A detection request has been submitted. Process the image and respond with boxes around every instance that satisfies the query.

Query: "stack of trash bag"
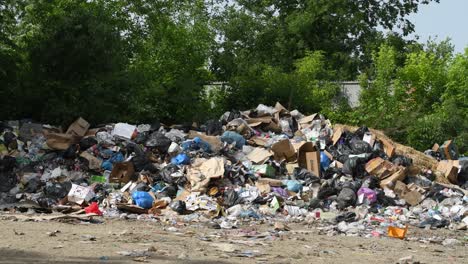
[0,103,466,238]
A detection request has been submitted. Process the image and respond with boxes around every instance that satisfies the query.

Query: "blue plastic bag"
[221,131,246,149]
[132,191,154,209]
[171,153,190,165]
[284,180,303,193]
[181,137,212,152]
[320,151,331,171]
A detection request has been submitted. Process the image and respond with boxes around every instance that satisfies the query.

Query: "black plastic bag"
[458,159,468,186]
[317,186,338,199]
[2,131,17,150]
[145,132,172,153]
[354,126,369,139]
[335,211,357,223]
[322,167,342,179]
[126,143,157,173]
[159,164,186,186]
[223,189,243,207]
[336,187,357,209]
[134,131,149,145]
[0,156,18,192]
[63,145,78,159]
[342,157,366,178]
[79,137,97,151]
[45,182,72,200]
[391,155,413,167]
[169,200,186,214]
[350,139,372,154]
[293,167,320,184]
[361,176,379,189]
[204,120,223,136]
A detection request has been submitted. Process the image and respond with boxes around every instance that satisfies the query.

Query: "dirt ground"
[0,215,466,264]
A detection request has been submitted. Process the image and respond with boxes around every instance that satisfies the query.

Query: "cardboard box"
[331,127,343,145]
[286,163,299,175]
[394,181,423,206]
[298,114,318,129]
[379,168,407,189]
[46,133,81,150]
[365,157,396,179]
[110,162,135,183]
[436,160,459,184]
[66,117,90,137]
[68,184,95,205]
[246,117,282,133]
[247,147,273,164]
[297,142,320,177]
[257,177,283,187]
[80,152,102,170]
[271,139,296,162]
[305,152,320,177]
[440,140,458,160]
[380,137,395,158]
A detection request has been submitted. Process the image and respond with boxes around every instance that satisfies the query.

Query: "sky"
[409,0,468,53]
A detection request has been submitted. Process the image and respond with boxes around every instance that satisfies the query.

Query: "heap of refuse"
[0,102,467,238]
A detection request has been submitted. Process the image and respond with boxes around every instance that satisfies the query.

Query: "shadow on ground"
[0,248,231,264]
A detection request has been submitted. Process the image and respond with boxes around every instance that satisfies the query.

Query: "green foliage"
[358,41,467,153]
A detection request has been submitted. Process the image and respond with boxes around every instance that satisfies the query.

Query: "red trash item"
[84,202,103,216]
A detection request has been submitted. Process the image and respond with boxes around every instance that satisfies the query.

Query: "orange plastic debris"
[387,225,408,239]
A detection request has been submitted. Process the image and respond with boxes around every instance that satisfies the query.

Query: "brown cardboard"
[286,163,299,175]
[246,116,282,133]
[432,143,440,152]
[199,157,225,179]
[379,168,407,189]
[187,158,225,193]
[271,139,296,162]
[66,117,90,137]
[247,147,273,164]
[296,142,320,176]
[109,162,135,183]
[46,133,81,150]
[249,136,268,147]
[331,127,343,145]
[256,181,271,194]
[365,157,396,179]
[436,160,458,184]
[80,152,102,170]
[394,181,422,206]
[257,177,283,187]
[380,137,396,158]
[305,152,321,177]
[440,140,458,160]
[188,131,223,152]
[298,114,318,129]
[323,150,334,161]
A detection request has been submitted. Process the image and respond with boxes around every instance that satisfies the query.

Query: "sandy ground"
[0,215,466,264]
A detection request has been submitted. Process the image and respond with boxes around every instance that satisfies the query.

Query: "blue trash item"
[284,180,303,193]
[221,131,246,149]
[239,210,260,219]
[181,137,212,152]
[101,160,113,171]
[132,191,154,209]
[320,151,331,171]
[171,153,190,165]
[101,152,124,170]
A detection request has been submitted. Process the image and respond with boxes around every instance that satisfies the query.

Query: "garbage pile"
[0,102,467,239]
